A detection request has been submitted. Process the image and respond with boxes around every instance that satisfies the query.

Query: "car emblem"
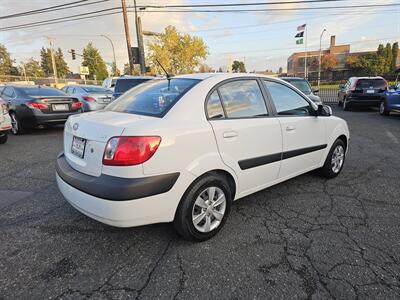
[73,123,79,131]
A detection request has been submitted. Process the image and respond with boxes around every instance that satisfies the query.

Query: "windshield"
[114,78,153,93]
[284,79,312,94]
[82,86,112,94]
[18,87,66,97]
[106,78,200,117]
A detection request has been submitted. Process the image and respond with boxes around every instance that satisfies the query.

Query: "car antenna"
[155,58,173,89]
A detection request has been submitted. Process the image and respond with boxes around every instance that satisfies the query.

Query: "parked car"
[338,77,387,111]
[380,69,400,116]
[0,85,83,135]
[112,76,154,99]
[56,73,349,241]
[102,76,119,91]
[0,97,12,144]
[280,77,322,104]
[62,85,113,112]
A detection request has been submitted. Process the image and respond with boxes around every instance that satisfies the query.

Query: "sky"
[1,0,400,74]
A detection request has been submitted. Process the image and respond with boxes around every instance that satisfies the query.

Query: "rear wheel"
[0,131,7,144]
[379,100,390,116]
[320,139,346,178]
[174,173,232,241]
[10,112,24,135]
[342,98,351,111]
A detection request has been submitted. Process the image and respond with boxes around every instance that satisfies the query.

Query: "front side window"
[264,81,312,116]
[218,80,268,118]
[106,78,200,117]
[82,86,112,94]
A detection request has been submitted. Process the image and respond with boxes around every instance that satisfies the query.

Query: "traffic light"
[71,49,76,60]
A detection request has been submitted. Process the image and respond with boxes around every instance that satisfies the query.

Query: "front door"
[263,80,326,179]
[206,79,282,196]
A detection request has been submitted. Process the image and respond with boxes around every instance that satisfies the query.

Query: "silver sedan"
[62,85,113,112]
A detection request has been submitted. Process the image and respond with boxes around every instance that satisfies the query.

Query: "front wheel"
[0,131,7,144]
[320,139,346,178]
[174,173,232,241]
[379,101,390,116]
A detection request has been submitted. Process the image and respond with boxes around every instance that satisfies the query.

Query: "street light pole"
[318,29,326,89]
[100,34,117,76]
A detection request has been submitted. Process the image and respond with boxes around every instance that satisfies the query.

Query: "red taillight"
[71,101,83,109]
[27,102,48,110]
[82,96,96,102]
[102,136,161,166]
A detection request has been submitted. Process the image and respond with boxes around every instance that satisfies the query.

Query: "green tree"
[22,58,44,78]
[232,60,246,73]
[392,42,399,71]
[40,47,70,78]
[0,43,14,76]
[147,26,208,75]
[82,42,108,80]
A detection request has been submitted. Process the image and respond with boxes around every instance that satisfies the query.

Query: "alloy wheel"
[331,145,345,173]
[192,186,226,233]
[10,114,18,134]
[379,102,385,115]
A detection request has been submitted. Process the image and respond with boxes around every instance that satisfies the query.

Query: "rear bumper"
[56,152,179,201]
[33,110,82,124]
[346,98,381,106]
[56,153,194,228]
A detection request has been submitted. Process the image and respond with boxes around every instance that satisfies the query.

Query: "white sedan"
[56,73,349,241]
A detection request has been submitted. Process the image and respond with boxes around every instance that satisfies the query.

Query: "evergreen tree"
[40,47,70,78]
[82,42,108,80]
[392,42,399,71]
[0,43,14,75]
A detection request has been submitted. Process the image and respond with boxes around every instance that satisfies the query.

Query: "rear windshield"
[18,87,66,97]
[356,79,386,89]
[283,79,312,94]
[106,78,200,117]
[114,78,152,93]
[82,86,112,94]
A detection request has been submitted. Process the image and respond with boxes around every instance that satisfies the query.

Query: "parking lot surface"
[1,107,400,299]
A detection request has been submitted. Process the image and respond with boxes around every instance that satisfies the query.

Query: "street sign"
[79,66,90,75]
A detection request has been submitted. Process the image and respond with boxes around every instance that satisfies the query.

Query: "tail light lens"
[103,136,161,166]
[82,96,96,102]
[71,101,83,109]
[27,102,48,110]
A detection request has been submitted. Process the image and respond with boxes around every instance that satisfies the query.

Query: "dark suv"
[112,76,154,99]
[338,77,387,111]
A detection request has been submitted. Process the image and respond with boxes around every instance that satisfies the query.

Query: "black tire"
[10,112,24,135]
[379,100,390,116]
[338,101,343,107]
[0,132,7,144]
[342,98,351,111]
[320,139,346,178]
[173,173,232,241]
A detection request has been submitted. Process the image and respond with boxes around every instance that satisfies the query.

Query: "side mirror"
[317,104,332,117]
[389,85,397,90]
[312,88,319,94]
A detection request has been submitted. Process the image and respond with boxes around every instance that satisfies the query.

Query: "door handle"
[223,131,238,138]
[286,126,296,132]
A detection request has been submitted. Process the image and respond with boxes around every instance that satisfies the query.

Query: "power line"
[136,3,400,13]
[0,0,104,20]
[139,0,348,9]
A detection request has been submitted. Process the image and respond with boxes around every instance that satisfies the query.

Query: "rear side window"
[356,79,386,89]
[18,87,66,97]
[106,79,200,117]
[114,79,152,93]
[206,91,224,119]
[82,86,112,93]
[218,80,268,118]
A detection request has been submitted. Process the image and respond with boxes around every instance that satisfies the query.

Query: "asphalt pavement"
[1,107,400,299]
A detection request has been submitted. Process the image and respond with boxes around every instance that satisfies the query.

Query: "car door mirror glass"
[312,88,319,94]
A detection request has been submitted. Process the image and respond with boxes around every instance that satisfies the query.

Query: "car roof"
[174,72,285,81]
[350,76,385,80]
[6,84,55,89]
[117,76,155,80]
[279,77,307,81]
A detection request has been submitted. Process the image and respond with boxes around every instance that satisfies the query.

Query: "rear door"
[263,80,326,179]
[207,78,282,195]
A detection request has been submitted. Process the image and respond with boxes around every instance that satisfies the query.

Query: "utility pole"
[134,0,146,75]
[304,24,308,79]
[318,29,327,89]
[121,0,134,75]
[46,36,58,85]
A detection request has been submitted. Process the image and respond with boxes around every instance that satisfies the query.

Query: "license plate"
[101,97,111,103]
[52,104,69,111]
[71,136,86,158]
[366,89,375,94]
